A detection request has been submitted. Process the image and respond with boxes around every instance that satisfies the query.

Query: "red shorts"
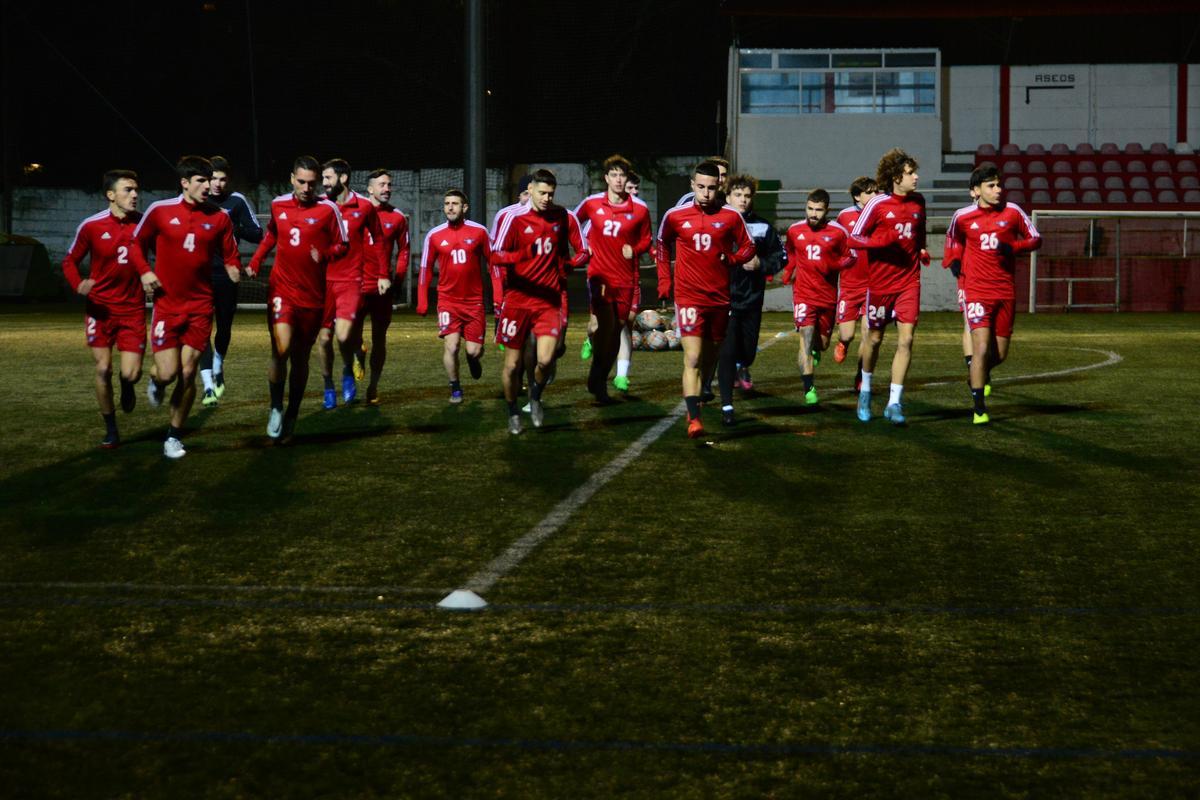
[964,295,1016,338]
[323,280,360,328]
[438,302,485,344]
[836,286,867,324]
[675,303,730,341]
[85,306,145,353]
[957,275,967,312]
[588,276,636,321]
[150,308,210,353]
[865,282,921,330]
[360,288,394,330]
[269,293,323,348]
[794,302,835,340]
[495,301,562,349]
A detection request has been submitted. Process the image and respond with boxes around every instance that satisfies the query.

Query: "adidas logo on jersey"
[682,221,693,229]
[101,232,112,240]
[440,240,449,246]
[885,212,896,219]
[523,226,534,234]
[279,212,288,220]
[169,217,181,225]
[597,208,606,215]
[970,222,980,229]
[798,234,806,241]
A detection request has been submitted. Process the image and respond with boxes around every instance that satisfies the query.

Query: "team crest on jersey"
[998,220,1008,227]
[912,213,919,219]
[713,222,724,228]
[384,223,393,229]
[202,223,213,230]
[352,212,360,218]
[306,218,317,225]
[552,224,560,232]
[822,236,830,242]
[465,238,474,244]
[625,213,633,220]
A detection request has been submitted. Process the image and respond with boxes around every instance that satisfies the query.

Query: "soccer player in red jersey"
[945,164,1042,424]
[674,156,729,208]
[357,169,410,404]
[418,190,493,403]
[492,168,588,434]
[944,184,981,388]
[782,189,854,407]
[248,155,348,442]
[832,176,878,391]
[62,169,146,448]
[318,158,383,409]
[574,154,652,401]
[850,148,929,425]
[131,156,242,458]
[656,161,756,438]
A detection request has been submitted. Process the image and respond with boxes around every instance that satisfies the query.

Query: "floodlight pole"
[465,0,486,225]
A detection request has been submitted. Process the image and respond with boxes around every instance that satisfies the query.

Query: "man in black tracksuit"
[199,156,263,406]
[716,174,784,425]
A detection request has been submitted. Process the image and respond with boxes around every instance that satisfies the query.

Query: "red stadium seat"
[1028,176,1050,191]
[1003,176,1024,190]
[1053,176,1074,190]
[1026,143,1047,155]
[1031,190,1052,204]
[1180,176,1200,190]
[1153,176,1175,190]
[976,144,997,156]
[1158,190,1180,203]
[1124,142,1145,155]
[1103,176,1125,190]
[1051,160,1073,174]
[1077,160,1098,174]
[1101,160,1122,173]
[1006,189,1027,204]
[1027,161,1048,174]
[1106,190,1128,203]
[1055,190,1077,204]
[1178,160,1198,173]
[1000,143,1021,155]
[1149,142,1171,155]
[1078,176,1100,191]
[1129,176,1150,190]
[1127,160,1148,173]
[1131,190,1153,203]
[1050,143,1071,155]
[1099,142,1120,154]
[1080,190,1103,203]
[1183,190,1200,202]
[1002,160,1023,174]
[1151,160,1173,174]
[1075,143,1096,155]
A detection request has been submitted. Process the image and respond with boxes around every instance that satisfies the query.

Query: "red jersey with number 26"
[850,192,927,294]
[417,220,491,313]
[946,202,1041,300]
[248,194,347,309]
[656,203,756,307]
[62,210,144,312]
[130,196,240,315]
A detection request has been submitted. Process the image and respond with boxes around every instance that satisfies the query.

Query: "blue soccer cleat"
[856,391,872,422]
[342,374,357,404]
[323,388,337,410]
[884,403,906,425]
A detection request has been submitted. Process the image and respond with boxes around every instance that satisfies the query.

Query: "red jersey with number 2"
[62,210,144,312]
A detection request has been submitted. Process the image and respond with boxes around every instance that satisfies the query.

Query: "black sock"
[166,425,182,441]
[507,400,519,416]
[450,380,462,392]
[965,355,973,369]
[685,395,701,419]
[286,378,306,418]
[269,380,285,410]
[103,412,117,435]
[802,374,814,392]
[323,375,334,390]
[119,377,134,392]
[530,380,545,402]
[985,369,992,385]
[342,364,354,378]
[971,388,986,414]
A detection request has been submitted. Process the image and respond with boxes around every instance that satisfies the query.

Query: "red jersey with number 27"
[130,196,240,316]
[248,194,347,309]
[62,210,144,312]
[573,193,652,288]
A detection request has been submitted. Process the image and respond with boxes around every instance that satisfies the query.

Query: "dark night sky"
[4,1,1197,188]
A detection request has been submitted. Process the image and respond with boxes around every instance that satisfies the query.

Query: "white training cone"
[438,589,488,610]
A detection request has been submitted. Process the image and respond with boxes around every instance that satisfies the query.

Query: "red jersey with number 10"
[62,209,144,312]
[656,203,756,307]
[417,220,491,313]
[850,191,927,294]
[249,194,347,309]
[130,196,240,315]
[573,193,652,288]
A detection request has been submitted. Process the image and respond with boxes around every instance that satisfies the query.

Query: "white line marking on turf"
[460,331,795,597]
[923,346,1122,389]
[0,581,448,597]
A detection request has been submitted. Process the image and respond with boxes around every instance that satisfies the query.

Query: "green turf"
[1,306,1198,797]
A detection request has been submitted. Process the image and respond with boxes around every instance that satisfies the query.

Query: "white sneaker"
[267,408,284,439]
[507,414,522,435]
[530,400,544,428]
[163,437,186,459]
[146,380,163,409]
[521,402,532,414]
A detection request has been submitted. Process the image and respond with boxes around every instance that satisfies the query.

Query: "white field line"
[461,330,796,596]
[0,581,448,597]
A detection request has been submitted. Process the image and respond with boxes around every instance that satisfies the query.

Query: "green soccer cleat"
[804,387,819,405]
[973,412,990,425]
[212,373,226,399]
[580,338,593,360]
[612,375,630,393]
[201,388,219,408]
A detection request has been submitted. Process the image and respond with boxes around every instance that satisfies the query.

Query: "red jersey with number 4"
[835,205,869,293]
[850,192,927,294]
[130,196,240,316]
[493,206,588,308]
[418,220,491,313]
[574,193,652,288]
[249,194,347,309]
[326,191,384,289]
[784,220,853,307]
[373,204,410,279]
[62,210,144,312]
[946,202,1042,300]
[656,203,756,307]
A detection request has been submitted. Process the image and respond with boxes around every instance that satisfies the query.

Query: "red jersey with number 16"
[850,191,927,294]
[417,220,491,314]
[62,210,144,312]
[493,206,588,308]
[249,194,347,309]
[130,196,240,316]
[656,203,756,307]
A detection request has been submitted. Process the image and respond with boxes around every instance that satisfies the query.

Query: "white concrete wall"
[948,65,1000,151]
[1188,64,1200,147]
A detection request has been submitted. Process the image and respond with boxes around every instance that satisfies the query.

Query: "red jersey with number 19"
[850,192,927,294]
[62,210,144,312]
[573,193,652,288]
[248,194,347,309]
[655,203,755,307]
[417,220,491,314]
[130,196,240,315]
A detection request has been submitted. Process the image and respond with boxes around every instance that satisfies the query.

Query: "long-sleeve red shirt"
[493,205,588,309]
[946,201,1042,300]
[248,194,347,309]
[573,192,652,289]
[783,220,854,307]
[850,191,927,294]
[655,203,755,307]
[326,191,384,289]
[62,209,144,312]
[373,204,411,281]
[417,219,492,314]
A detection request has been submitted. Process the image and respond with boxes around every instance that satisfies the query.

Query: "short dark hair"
[176,155,212,181]
[849,175,877,200]
[807,188,831,207]
[876,148,918,190]
[530,168,557,188]
[726,174,757,195]
[602,154,632,174]
[323,158,350,178]
[969,162,1001,189]
[516,174,534,195]
[209,155,230,174]
[626,171,641,185]
[102,169,138,195]
[445,189,468,203]
[694,161,721,180]
[293,155,320,174]
[367,168,390,183]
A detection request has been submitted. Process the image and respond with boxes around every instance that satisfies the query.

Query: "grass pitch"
[1,306,1197,798]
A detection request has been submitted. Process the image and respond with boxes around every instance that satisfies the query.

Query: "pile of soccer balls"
[631,308,681,351]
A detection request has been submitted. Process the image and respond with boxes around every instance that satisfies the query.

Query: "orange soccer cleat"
[833,341,847,363]
[687,417,705,439]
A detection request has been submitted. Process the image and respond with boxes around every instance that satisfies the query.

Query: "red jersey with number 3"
[326,191,385,289]
[946,202,1041,300]
[62,210,144,312]
[784,220,852,307]
[850,192,927,294]
[130,196,240,315]
[835,205,869,293]
[418,220,491,313]
[249,194,347,309]
[493,206,588,308]
[573,193,652,288]
[656,203,756,307]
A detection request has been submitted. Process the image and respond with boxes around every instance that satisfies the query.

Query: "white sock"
[616,359,630,378]
[860,371,872,394]
[889,383,904,406]
[212,351,224,376]
[200,369,215,392]
[722,404,734,412]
